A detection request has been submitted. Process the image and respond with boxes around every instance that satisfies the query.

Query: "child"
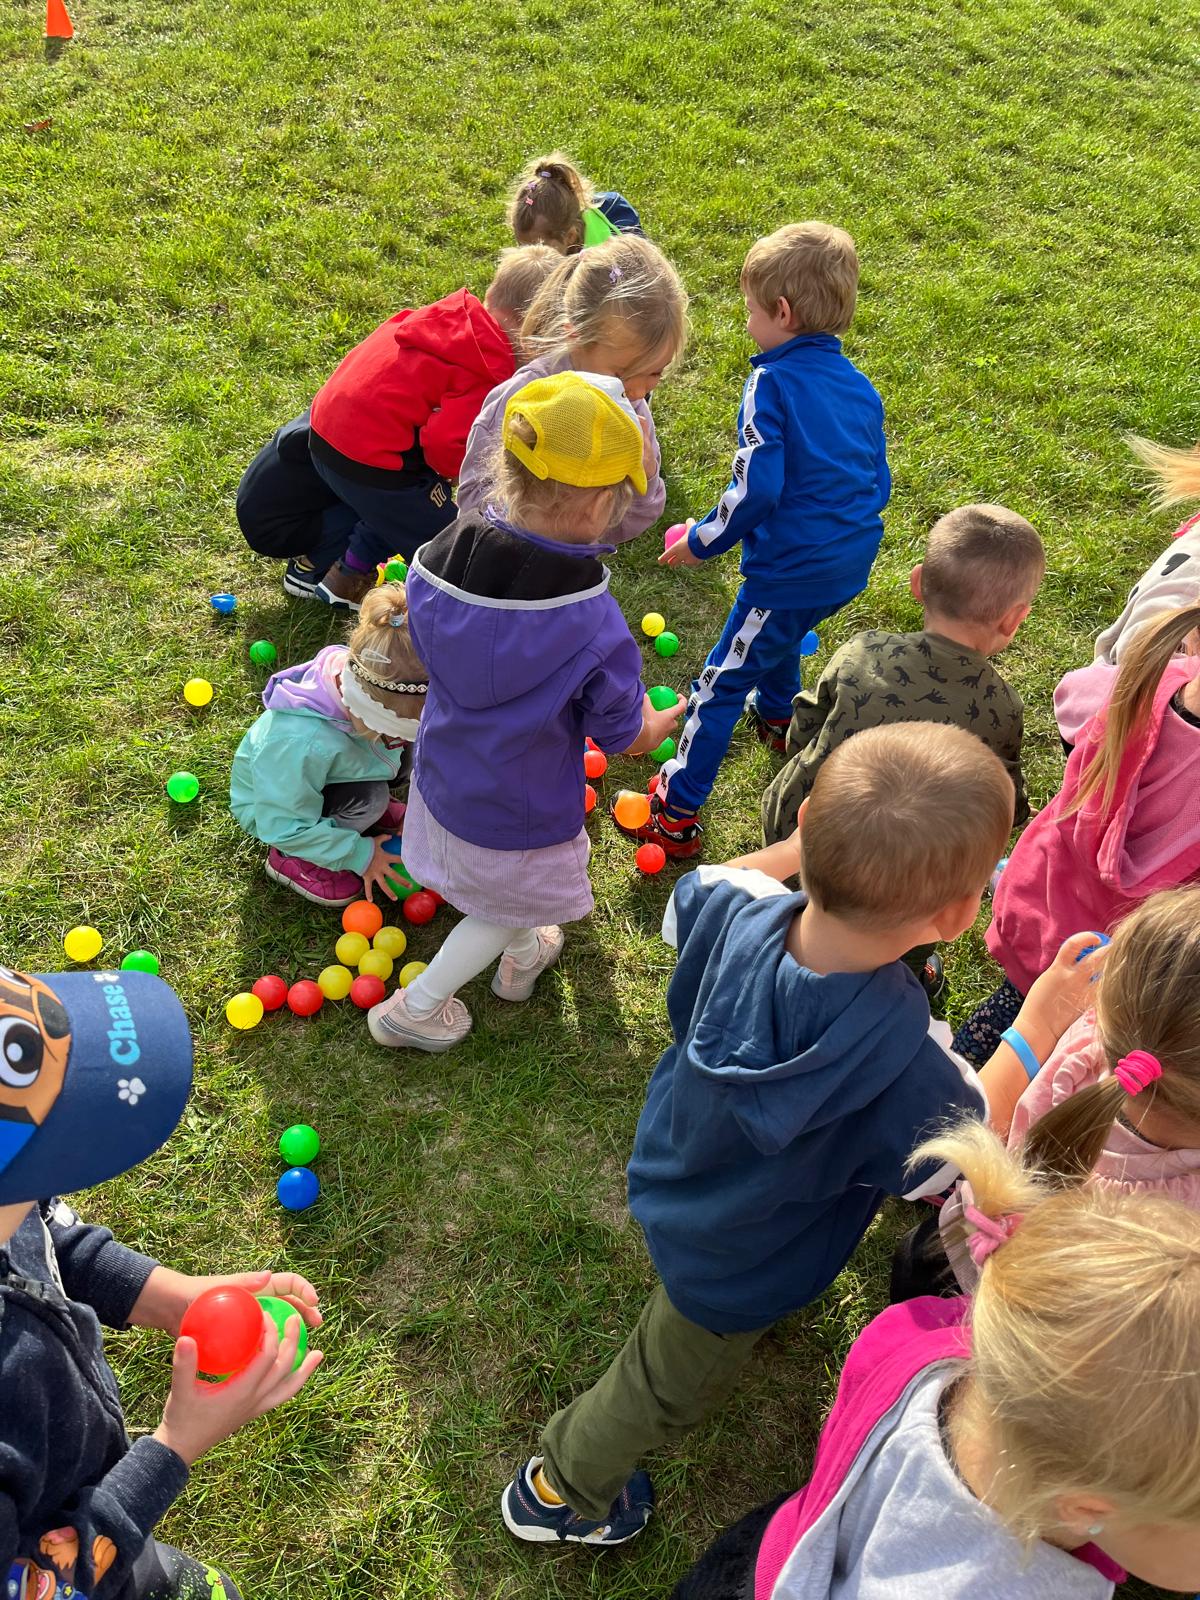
[955,601,1200,1065]
[236,245,559,610]
[761,502,1044,846]
[500,723,1104,1546]
[507,152,644,253]
[626,222,891,860]
[0,965,322,1599]
[230,584,425,908]
[366,372,685,1053]
[671,1119,1200,1599]
[456,232,687,544]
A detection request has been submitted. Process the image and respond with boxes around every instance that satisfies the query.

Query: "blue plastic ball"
[277,1167,320,1212]
[800,630,820,657]
[210,592,237,614]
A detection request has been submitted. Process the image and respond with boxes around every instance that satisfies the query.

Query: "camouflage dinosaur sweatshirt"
[761,629,1027,846]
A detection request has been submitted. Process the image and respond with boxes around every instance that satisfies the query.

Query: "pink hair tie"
[1114,1049,1163,1094]
[963,1204,1024,1267]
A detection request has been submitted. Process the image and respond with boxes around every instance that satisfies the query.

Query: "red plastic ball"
[180,1285,263,1378]
[350,974,387,1009]
[584,782,597,814]
[252,974,288,1011]
[636,842,667,875]
[287,980,324,1017]
[425,891,445,908]
[585,736,600,752]
[402,890,438,925]
[647,772,662,797]
[583,748,608,779]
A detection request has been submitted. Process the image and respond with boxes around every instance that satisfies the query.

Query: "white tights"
[404,917,540,1015]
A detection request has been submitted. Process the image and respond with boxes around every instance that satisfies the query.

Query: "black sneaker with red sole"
[611,793,705,860]
[743,697,790,754]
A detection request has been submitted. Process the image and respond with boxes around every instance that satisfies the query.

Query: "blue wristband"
[1000,1027,1043,1082]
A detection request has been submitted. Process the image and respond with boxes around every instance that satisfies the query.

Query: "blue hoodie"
[687,334,890,608]
[627,868,985,1333]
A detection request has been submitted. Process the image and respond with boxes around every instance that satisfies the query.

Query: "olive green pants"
[539,1284,769,1519]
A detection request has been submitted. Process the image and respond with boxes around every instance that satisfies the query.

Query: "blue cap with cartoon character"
[0,967,193,1205]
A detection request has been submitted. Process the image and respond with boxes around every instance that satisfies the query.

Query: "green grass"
[1,0,1196,1591]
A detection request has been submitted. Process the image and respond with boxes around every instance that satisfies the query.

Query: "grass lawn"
[1,0,1197,1591]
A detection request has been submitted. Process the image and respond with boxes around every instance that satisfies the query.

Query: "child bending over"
[507,152,643,254]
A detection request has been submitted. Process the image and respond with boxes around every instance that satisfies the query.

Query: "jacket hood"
[261,645,350,725]
[393,288,513,386]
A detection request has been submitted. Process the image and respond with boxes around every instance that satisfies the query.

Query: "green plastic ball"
[648,685,678,711]
[654,631,680,658]
[650,736,676,763]
[384,559,408,582]
[166,771,200,803]
[249,640,278,667]
[257,1294,308,1371]
[121,950,159,975]
[279,1123,320,1165]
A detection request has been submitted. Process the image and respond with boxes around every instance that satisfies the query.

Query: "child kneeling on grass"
[501,723,1106,1546]
[230,584,425,909]
[0,965,322,1600]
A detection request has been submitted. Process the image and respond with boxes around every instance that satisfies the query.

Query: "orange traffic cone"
[45,0,74,38]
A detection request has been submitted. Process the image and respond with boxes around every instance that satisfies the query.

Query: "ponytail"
[507,153,593,251]
[1128,434,1200,509]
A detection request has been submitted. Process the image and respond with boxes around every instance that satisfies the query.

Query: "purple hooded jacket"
[406,512,646,850]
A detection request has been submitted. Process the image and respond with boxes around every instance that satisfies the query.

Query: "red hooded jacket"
[309,289,514,485]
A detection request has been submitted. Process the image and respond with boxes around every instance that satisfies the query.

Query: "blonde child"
[367,373,684,1052]
[956,602,1200,1063]
[456,232,688,544]
[673,1119,1200,1598]
[230,585,426,908]
[507,152,644,254]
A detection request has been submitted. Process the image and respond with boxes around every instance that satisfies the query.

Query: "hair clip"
[1114,1050,1163,1094]
[609,264,623,283]
[389,614,405,627]
[536,168,552,180]
[963,1204,1024,1267]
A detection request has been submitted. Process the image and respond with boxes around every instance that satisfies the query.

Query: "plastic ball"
[384,558,408,582]
[425,891,445,908]
[317,964,354,1000]
[166,770,200,804]
[277,1167,320,1211]
[180,1285,263,1378]
[249,640,277,667]
[342,900,383,938]
[63,925,103,963]
[373,926,408,960]
[226,991,265,1030]
[252,974,289,1011]
[800,630,821,657]
[636,842,667,875]
[210,592,237,614]
[584,782,597,814]
[286,980,324,1018]
[350,973,386,1008]
[257,1293,308,1370]
[583,748,608,779]
[384,854,422,900]
[613,790,652,830]
[402,891,438,926]
[358,949,394,981]
[648,684,678,711]
[585,737,600,752]
[121,949,159,975]
[183,678,213,707]
[398,960,427,987]
[654,631,680,658]
[650,736,676,763]
[988,857,1009,897]
[335,931,370,967]
[663,522,687,550]
[641,611,665,638]
[278,1123,320,1165]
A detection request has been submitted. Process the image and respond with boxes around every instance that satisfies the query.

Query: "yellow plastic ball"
[225,992,265,1030]
[317,964,354,1000]
[398,960,427,987]
[183,678,214,707]
[63,925,103,963]
[373,926,408,960]
[641,611,666,638]
[358,949,394,982]
[335,931,370,967]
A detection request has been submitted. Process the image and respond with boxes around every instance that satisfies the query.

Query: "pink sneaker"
[492,927,565,1002]
[371,799,407,836]
[265,848,362,907]
[367,988,472,1052]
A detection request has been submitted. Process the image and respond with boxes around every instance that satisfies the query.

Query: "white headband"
[341,668,422,741]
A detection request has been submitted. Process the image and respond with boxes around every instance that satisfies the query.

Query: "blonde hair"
[1128,435,1200,509]
[507,153,593,252]
[741,222,859,336]
[801,723,1014,929]
[492,411,634,535]
[921,504,1046,624]
[1066,602,1200,817]
[913,1117,1200,1543]
[521,233,688,369]
[486,245,562,330]
[343,583,427,738]
[1016,886,1200,1182]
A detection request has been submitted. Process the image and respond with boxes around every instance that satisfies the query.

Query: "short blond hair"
[523,232,689,368]
[921,503,1046,624]
[801,723,1013,928]
[741,222,859,336]
[486,245,562,324]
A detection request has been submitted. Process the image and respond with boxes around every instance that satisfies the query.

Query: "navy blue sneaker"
[500,1457,654,1545]
[283,557,325,601]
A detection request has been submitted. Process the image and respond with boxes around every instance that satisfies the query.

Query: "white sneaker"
[491,927,565,1002]
[367,989,472,1052]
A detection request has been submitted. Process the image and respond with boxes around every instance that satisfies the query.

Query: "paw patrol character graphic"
[0,969,71,1175]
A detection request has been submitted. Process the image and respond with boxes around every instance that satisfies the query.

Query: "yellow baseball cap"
[502,371,648,494]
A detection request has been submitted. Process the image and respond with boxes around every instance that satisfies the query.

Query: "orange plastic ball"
[636,842,667,875]
[342,900,383,938]
[584,782,597,814]
[612,790,651,830]
[583,748,608,779]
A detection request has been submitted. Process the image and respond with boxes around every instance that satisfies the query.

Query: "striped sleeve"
[688,366,785,560]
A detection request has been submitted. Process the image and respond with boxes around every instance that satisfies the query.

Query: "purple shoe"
[265,848,361,907]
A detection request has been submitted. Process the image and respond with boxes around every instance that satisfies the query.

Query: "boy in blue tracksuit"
[617,222,891,859]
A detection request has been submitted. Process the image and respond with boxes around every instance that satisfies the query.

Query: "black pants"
[670,1494,789,1600]
[322,779,393,832]
[889,1209,959,1304]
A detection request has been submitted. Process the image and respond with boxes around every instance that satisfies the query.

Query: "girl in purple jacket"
[367,373,684,1053]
